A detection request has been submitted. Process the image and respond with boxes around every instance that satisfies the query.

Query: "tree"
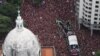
[32,0,43,6]
[0,14,12,33]
[0,0,21,41]
[0,0,21,33]
[6,0,21,6]
[96,50,100,56]
[0,3,18,20]
[0,0,21,19]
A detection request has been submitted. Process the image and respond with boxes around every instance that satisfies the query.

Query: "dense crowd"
[75,27,100,56]
[21,0,100,56]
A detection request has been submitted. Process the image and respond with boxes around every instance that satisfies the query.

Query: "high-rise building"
[0,0,6,5]
[76,0,100,35]
[0,0,2,3]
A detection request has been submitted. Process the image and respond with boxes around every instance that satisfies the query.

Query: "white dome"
[2,10,41,56]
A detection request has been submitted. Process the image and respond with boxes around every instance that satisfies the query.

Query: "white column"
[90,24,93,36]
[78,18,81,30]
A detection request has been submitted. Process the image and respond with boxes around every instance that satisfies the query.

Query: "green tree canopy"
[32,0,43,6]
[0,0,21,40]
[0,14,12,33]
[6,0,21,6]
[0,0,21,33]
[0,3,17,19]
[96,50,100,56]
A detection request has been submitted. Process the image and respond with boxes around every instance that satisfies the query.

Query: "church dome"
[2,10,41,56]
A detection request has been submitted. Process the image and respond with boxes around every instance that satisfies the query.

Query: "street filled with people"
[21,0,100,56]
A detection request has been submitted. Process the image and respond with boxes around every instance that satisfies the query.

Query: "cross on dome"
[18,10,20,16]
[15,10,24,31]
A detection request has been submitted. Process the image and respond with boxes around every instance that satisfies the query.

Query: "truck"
[68,35,80,56]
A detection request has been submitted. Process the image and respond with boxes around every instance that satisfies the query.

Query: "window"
[85,14,87,17]
[85,18,87,20]
[86,2,88,5]
[89,7,92,10]
[89,3,92,6]
[96,1,99,4]
[85,10,88,13]
[83,0,85,2]
[82,16,84,19]
[83,4,85,7]
[88,15,91,18]
[94,21,97,24]
[94,18,98,20]
[83,8,85,11]
[89,0,92,1]
[95,10,98,12]
[86,6,88,9]
[95,14,98,16]
[95,5,99,8]
[88,11,91,14]
[88,19,90,22]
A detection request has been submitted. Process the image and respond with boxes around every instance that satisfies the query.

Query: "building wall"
[76,0,100,30]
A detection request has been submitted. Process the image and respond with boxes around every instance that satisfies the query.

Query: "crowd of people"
[75,26,100,56]
[21,0,100,56]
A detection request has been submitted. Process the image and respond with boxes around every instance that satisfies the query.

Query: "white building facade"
[75,0,100,35]
[0,0,6,4]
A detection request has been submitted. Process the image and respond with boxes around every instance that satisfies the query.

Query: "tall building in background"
[0,0,3,3]
[76,0,100,36]
[0,0,6,5]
